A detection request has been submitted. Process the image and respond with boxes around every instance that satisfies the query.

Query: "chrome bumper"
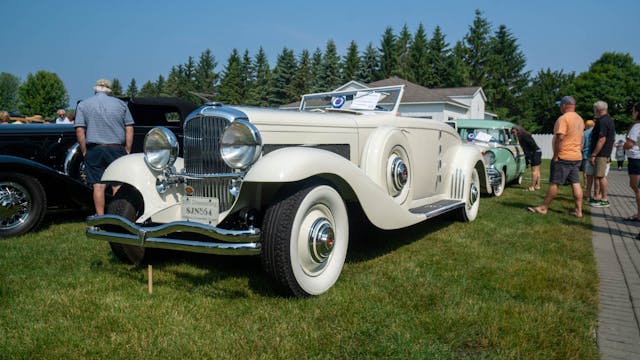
[487,167,502,186]
[86,214,261,256]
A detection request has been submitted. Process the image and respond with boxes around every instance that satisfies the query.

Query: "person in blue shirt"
[74,79,134,215]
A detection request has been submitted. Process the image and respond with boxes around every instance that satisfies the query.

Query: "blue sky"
[2,0,639,106]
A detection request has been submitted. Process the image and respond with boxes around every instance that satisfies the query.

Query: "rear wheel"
[107,189,146,264]
[0,172,46,238]
[261,182,349,297]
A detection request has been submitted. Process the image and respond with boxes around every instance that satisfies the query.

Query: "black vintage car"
[0,97,198,238]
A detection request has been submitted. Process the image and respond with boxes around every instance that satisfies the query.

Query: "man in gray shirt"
[74,79,134,215]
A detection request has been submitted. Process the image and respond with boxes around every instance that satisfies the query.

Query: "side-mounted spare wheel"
[0,172,47,238]
[106,187,147,264]
[261,181,349,297]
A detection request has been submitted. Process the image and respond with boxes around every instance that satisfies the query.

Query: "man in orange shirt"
[528,95,585,217]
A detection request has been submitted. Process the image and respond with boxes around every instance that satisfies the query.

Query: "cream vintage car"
[86,85,487,297]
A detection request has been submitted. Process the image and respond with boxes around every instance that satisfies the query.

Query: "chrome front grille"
[184,115,234,211]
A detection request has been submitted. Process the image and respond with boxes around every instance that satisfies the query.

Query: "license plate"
[182,196,219,225]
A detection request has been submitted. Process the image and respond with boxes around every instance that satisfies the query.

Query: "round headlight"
[220,120,262,169]
[144,127,179,171]
[483,150,496,165]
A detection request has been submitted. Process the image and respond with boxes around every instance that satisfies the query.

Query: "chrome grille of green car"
[183,115,234,211]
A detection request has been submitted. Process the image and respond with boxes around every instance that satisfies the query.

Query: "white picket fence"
[532,134,626,160]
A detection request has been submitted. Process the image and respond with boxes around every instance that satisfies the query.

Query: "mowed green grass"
[0,162,598,359]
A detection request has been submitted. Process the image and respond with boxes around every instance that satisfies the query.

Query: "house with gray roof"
[283,77,496,121]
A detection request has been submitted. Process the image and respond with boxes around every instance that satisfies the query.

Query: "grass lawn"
[0,161,598,359]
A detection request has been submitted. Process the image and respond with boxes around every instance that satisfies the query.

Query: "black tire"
[0,172,47,238]
[492,168,506,197]
[457,168,480,222]
[107,189,146,264]
[261,182,349,297]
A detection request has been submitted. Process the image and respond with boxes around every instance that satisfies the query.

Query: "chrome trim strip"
[86,214,261,256]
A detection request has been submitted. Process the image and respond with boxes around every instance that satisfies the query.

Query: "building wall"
[399,103,469,122]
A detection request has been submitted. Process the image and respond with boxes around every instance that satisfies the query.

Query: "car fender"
[0,154,92,207]
[446,144,488,199]
[244,147,428,229]
[101,154,185,221]
[360,126,413,205]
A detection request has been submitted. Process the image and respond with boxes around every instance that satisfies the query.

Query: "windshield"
[458,127,516,145]
[300,86,403,113]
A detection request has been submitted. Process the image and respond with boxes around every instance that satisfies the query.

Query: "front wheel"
[457,168,480,222]
[0,172,47,238]
[261,182,349,297]
[106,189,146,264]
[492,168,506,197]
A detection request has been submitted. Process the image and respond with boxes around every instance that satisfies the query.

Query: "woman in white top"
[623,103,640,221]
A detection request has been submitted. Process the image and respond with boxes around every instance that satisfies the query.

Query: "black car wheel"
[0,172,47,238]
[107,188,146,264]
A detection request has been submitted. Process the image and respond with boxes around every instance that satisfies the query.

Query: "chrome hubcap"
[0,182,31,230]
[308,218,335,263]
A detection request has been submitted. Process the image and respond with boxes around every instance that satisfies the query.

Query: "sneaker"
[591,200,610,208]
[588,198,600,206]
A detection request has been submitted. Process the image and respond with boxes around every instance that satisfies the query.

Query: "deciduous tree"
[17,70,68,118]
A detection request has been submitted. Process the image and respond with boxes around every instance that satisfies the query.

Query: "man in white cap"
[74,79,134,215]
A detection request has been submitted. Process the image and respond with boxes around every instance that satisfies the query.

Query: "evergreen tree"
[241,49,253,101]
[0,72,21,111]
[194,49,218,96]
[246,47,272,106]
[290,49,313,100]
[125,78,138,98]
[485,24,530,119]
[463,9,492,86]
[409,23,430,86]
[310,48,324,92]
[341,41,360,83]
[165,65,189,99]
[110,78,123,97]
[268,47,297,106]
[427,26,450,88]
[358,42,379,83]
[392,24,413,81]
[155,75,166,96]
[138,80,157,97]
[217,49,244,104]
[446,41,471,87]
[378,26,397,79]
[17,70,68,117]
[318,40,341,91]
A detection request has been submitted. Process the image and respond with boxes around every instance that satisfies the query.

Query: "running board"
[409,200,465,218]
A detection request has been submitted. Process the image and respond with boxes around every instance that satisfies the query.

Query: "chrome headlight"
[144,127,179,171]
[483,150,496,165]
[220,119,262,169]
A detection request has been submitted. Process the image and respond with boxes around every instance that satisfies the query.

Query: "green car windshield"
[458,127,516,145]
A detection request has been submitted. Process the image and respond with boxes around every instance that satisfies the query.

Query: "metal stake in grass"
[148,265,153,295]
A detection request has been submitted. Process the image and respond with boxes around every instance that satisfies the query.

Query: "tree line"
[1,9,639,133]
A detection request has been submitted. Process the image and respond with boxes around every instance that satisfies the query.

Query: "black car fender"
[0,155,93,209]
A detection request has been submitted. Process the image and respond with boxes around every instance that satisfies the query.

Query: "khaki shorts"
[594,156,611,178]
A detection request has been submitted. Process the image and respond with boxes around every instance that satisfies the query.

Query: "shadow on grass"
[499,197,593,231]
[93,207,458,298]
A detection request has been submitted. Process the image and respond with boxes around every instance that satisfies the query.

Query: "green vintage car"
[449,119,526,197]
